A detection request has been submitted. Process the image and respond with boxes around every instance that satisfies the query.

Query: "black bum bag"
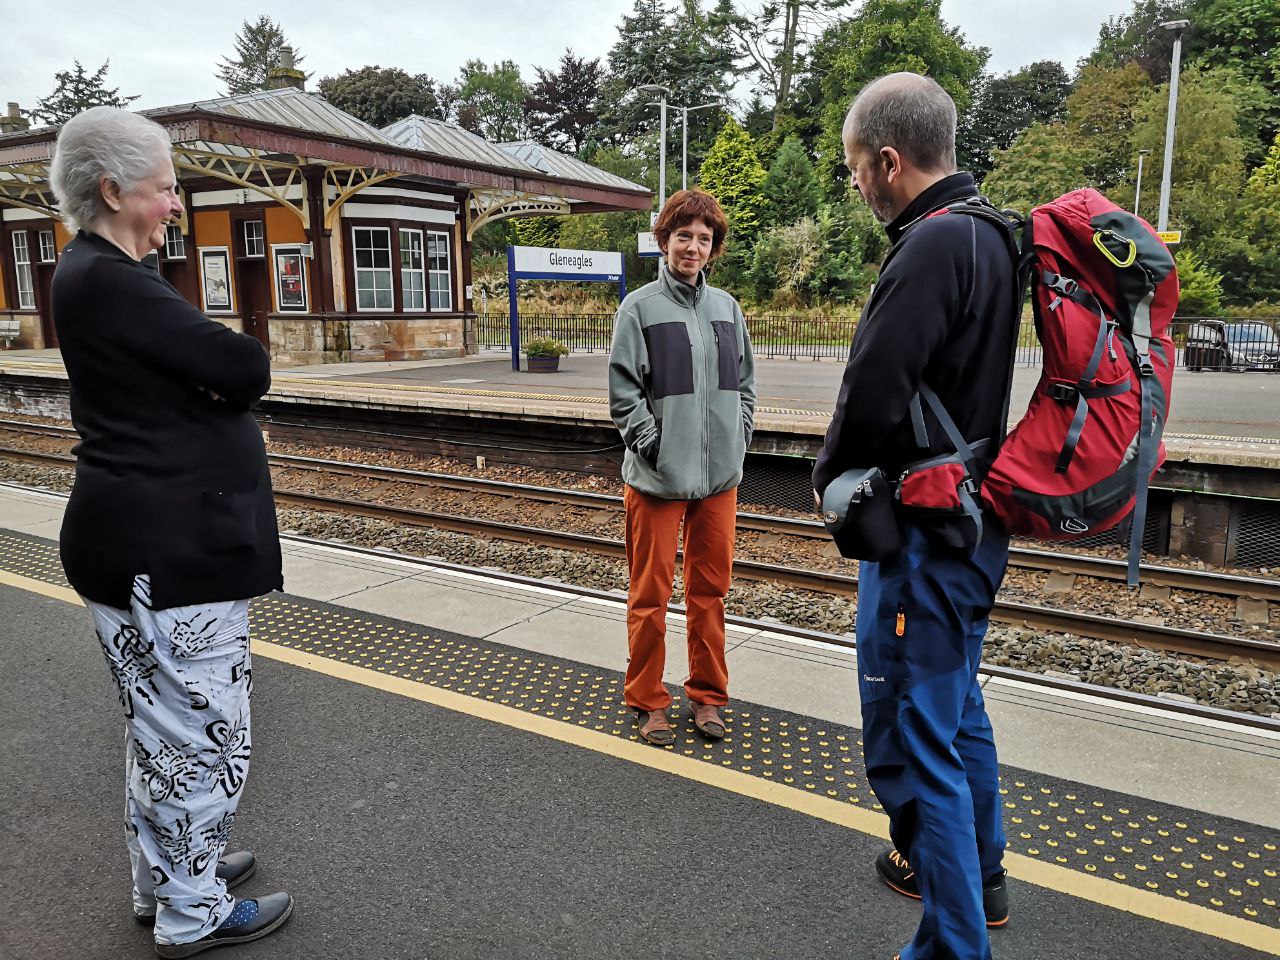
[820,466,902,561]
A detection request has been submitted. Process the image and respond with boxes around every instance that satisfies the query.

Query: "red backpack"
[980,189,1179,584]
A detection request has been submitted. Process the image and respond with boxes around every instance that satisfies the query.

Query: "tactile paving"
[1,526,1276,929]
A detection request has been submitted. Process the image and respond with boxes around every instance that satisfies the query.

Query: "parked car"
[1223,322,1280,371]
[1182,320,1230,371]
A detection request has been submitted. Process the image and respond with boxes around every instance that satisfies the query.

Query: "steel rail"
[4,418,1279,603]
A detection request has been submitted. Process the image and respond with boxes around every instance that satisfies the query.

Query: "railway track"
[7,417,1276,603]
[3,435,1278,672]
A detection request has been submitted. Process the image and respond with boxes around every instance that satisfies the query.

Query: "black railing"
[477,313,1280,371]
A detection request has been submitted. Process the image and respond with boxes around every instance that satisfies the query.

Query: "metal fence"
[477,313,1280,370]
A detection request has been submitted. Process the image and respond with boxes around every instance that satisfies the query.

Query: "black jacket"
[54,231,283,610]
[813,174,1019,494]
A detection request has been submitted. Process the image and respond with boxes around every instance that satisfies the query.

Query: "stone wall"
[266,314,467,365]
[0,312,45,350]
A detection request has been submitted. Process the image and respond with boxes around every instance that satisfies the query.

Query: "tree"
[1063,64,1154,194]
[216,16,306,96]
[1173,248,1225,315]
[597,0,735,173]
[761,136,820,225]
[1085,0,1190,82]
[1129,68,1245,237]
[1187,0,1280,163]
[982,123,1091,212]
[456,60,528,142]
[1208,135,1280,305]
[958,61,1071,182]
[318,67,446,129]
[525,51,605,153]
[810,0,989,195]
[29,60,137,125]
[721,0,850,130]
[699,117,768,239]
[747,216,823,303]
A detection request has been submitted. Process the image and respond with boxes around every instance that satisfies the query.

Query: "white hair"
[50,106,172,232]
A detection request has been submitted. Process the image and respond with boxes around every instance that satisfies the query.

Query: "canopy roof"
[0,88,651,236]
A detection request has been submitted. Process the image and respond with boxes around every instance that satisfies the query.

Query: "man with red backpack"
[813,73,1019,960]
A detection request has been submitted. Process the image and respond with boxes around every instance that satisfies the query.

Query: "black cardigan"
[54,231,283,610]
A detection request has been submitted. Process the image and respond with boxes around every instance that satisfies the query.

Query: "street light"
[678,98,726,191]
[1134,148,1151,217]
[1156,19,1190,232]
[638,83,671,211]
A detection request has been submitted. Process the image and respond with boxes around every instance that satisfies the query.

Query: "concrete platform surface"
[2,482,1278,959]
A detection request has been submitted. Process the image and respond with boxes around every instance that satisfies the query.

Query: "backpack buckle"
[1047,383,1078,402]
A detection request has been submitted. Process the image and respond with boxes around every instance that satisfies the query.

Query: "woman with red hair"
[608,188,756,746]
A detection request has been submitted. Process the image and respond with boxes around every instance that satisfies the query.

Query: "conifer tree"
[761,136,820,226]
[30,61,137,125]
[698,118,768,241]
[216,16,307,96]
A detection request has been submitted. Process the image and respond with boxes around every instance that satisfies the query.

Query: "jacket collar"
[658,261,706,307]
[885,172,978,245]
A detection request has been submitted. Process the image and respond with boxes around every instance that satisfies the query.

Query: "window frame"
[399,228,426,312]
[11,231,35,310]
[164,224,187,260]
[242,219,265,259]
[351,226,395,313]
[37,230,56,264]
[425,229,452,312]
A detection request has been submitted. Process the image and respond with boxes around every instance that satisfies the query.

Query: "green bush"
[522,335,570,358]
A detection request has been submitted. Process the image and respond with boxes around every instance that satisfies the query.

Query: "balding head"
[843,73,957,175]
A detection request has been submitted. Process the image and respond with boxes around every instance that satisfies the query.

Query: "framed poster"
[273,246,308,312]
[199,247,234,312]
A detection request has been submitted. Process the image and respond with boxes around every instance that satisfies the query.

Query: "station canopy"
[0,87,651,238]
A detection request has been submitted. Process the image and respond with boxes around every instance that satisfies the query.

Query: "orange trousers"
[623,484,737,712]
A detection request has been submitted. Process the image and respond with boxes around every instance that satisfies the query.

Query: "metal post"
[1134,150,1148,217]
[1157,22,1188,232]
[658,95,668,209]
[682,107,689,192]
[506,245,520,372]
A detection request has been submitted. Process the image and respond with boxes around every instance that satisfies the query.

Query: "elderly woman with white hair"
[51,106,291,957]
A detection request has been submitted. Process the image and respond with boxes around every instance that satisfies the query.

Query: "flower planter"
[526,356,561,373]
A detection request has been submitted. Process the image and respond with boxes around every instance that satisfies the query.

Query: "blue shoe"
[154,893,293,958]
[134,852,257,925]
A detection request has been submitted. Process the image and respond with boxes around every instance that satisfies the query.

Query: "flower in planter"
[523,336,570,358]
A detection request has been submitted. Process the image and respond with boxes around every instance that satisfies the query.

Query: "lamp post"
[1156,19,1190,232]
[638,83,671,211]
[1134,148,1151,217]
[678,98,726,191]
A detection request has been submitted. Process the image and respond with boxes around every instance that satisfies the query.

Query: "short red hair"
[654,189,729,261]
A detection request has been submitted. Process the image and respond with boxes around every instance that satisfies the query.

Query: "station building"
[0,67,650,364]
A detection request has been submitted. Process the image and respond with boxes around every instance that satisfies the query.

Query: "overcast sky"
[2,0,1130,116]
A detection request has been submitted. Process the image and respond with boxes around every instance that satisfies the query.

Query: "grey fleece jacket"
[609,264,756,501]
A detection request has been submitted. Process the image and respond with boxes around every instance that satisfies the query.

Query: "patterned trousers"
[83,575,253,946]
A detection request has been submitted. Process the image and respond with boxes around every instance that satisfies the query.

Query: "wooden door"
[236,258,271,351]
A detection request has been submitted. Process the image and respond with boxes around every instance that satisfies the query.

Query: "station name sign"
[512,245,623,280]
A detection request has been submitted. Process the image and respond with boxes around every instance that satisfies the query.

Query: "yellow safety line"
[1,566,1277,953]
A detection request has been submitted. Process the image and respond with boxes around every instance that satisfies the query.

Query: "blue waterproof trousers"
[857,525,1010,960]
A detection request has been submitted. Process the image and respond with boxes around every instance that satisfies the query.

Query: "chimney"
[267,46,306,91]
[0,102,30,134]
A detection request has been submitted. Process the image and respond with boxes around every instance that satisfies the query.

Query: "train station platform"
[3,482,1279,959]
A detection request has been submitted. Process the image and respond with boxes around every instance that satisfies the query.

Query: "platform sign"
[506,245,627,371]
[637,231,661,257]
[1157,230,1183,245]
[511,245,622,281]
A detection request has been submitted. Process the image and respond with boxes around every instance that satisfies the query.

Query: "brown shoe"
[637,709,675,746]
[690,702,726,739]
